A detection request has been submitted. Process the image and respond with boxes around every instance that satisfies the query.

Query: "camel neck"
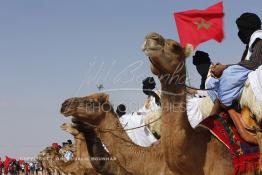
[82,129,118,174]
[160,73,194,159]
[97,110,162,174]
[74,133,88,159]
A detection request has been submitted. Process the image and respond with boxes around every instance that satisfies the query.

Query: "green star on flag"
[194,18,212,30]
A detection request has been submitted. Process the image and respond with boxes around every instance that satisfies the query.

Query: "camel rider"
[186,51,216,128]
[116,78,158,146]
[207,12,262,144]
[116,104,126,118]
[208,12,262,111]
[142,77,161,106]
[193,51,212,90]
[67,139,72,145]
[64,150,73,161]
[186,50,213,96]
[59,143,67,158]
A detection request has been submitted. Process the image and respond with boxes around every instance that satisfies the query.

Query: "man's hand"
[186,87,197,95]
[211,63,228,78]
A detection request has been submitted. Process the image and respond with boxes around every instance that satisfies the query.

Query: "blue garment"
[207,65,252,106]
[207,77,219,102]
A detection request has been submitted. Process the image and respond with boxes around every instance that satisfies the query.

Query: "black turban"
[116,104,126,118]
[236,13,261,44]
[142,77,161,106]
[193,50,211,89]
[236,12,261,31]
[142,77,156,91]
[192,51,211,65]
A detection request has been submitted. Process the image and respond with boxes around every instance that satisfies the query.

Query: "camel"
[38,146,63,175]
[59,123,98,175]
[38,148,53,175]
[71,118,132,175]
[38,124,97,175]
[60,94,174,175]
[39,121,129,175]
[59,31,262,174]
[141,32,239,174]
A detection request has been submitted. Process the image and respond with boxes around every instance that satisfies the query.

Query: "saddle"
[227,106,261,145]
[240,106,261,132]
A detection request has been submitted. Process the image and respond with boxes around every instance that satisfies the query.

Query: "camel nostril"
[60,101,68,114]
[61,99,72,114]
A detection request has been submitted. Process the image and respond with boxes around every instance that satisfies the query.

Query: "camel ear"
[99,93,109,103]
[183,44,193,58]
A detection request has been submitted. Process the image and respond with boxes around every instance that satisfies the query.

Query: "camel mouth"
[60,106,74,117]
[60,123,77,131]
[60,123,69,130]
[61,98,79,117]
[143,47,162,58]
[141,39,163,58]
[61,108,75,117]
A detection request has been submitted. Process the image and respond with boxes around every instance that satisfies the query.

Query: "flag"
[19,159,25,165]
[174,2,224,48]
[4,156,14,174]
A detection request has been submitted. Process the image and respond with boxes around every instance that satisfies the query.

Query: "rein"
[79,115,162,133]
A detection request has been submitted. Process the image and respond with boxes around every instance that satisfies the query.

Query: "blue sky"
[0,0,261,158]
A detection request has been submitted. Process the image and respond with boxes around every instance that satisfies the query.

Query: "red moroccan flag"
[174,2,224,48]
[4,156,14,174]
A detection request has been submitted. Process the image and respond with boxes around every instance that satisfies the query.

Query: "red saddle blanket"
[199,112,260,175]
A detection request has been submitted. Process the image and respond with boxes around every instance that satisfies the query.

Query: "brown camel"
[59,123,98,175]
[142,32,236,174]
[60,94,174,175]
[71,118,132,175]
[38,146,63,175]
[38,148,53,175]
[38,125,95,175]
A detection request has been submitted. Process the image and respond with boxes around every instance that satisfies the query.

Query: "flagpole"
[185,62,191,86]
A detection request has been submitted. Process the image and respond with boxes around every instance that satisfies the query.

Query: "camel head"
[142,32,192,76]
[61,93,111,125]
[41,147,58,159]
[60,123,79,136]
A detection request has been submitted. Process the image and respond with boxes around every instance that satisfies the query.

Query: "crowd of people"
[0,157,41,175]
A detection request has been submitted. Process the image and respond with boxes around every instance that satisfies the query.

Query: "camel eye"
[172,44,182,53]
[92,101,100,107]
[86,100,100,107]
[86,101,92,106]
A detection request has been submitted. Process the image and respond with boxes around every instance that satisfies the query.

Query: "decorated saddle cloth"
[199,112,260,175]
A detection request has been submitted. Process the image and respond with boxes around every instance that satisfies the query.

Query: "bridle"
[74,112,161,133]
